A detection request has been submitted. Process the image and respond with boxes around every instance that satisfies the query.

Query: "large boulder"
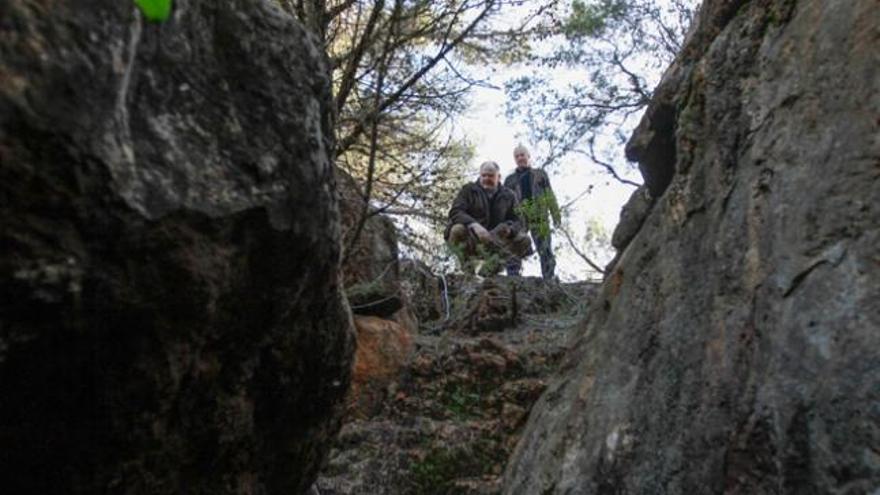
[0,1,353,494]
[606,185,653,273]
[347,315,415,418]
[505,0,880,493]
[338,169,404,317]
[610,186,653,253]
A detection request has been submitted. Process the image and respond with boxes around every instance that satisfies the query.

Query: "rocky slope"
[317,276,598,494]
[504,0,880,493]
[0,1,353,493]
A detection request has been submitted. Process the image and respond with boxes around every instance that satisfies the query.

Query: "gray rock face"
[610,186,652,253]
[317,276,600,495]
[505,0,880,493]
[606,185,654,273]
[1,1,353,494]
[400,259,445,323]
[338,170,404,318]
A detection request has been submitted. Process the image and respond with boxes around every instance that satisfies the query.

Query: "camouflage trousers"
[447,223,533,275]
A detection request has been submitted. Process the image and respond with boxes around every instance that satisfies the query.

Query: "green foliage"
[410,449,459,495]
[581,216,612,261]
[443,384,483,419]
[565,0,629,38]
[504,0,698,178]
[274,0,498,265]
[445,235,507,276]
[134,0,172,22]
[515,191,559,238]
[410,439,499,494]
[410,447,472,494]
[445,241,475,275]
[475,244,506,277]
[344,278,385,300]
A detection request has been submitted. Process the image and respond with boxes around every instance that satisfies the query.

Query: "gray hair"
[513,144,530,157]
[479,161,500,173]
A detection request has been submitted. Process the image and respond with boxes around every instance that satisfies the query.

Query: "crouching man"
[444,161,532,275]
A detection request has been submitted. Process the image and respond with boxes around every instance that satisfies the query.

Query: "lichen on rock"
[0,1,353,493]
[504,0,880,493]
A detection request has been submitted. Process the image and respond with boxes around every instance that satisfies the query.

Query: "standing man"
[504,144,561,279]
[445,161,532,275]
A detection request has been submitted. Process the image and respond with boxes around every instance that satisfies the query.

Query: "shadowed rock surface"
[400,259,446,323]
[317,277,599,494]
[338,169,405,318]
[606,185,653,273]
[348,315,416,419]
[505,0,880,493]
[0,1,353,493]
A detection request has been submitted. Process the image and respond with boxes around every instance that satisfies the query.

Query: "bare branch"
[558,225,606,275]
[336,0,498,156]
[334,0,386,114]
[326,0,358,21]
[343,1,400,261]
[575,140,641,188]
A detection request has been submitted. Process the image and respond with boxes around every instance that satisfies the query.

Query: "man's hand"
[469,222,492,243]
[495,223,512,238]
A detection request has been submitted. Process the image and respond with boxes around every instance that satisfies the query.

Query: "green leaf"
[134,0,172,22]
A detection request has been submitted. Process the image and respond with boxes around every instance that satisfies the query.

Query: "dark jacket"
[503,167,561,228]
[445,181,522,239]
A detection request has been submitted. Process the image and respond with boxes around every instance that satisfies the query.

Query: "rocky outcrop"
[606,185,653,272]
[0,1,353,494]
[338,169,404,318]
[453,278,520,335]
[610,186,652,254]
[348,315,415,418]
[400,259,446,323]
[505,0,879,493]
[317,277,599,494]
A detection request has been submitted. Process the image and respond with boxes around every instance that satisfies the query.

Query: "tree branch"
[576,141,641,188]
[336,0,497,156]
[343,1,400,261]
[558,225,606,274]
[334,0,386,114]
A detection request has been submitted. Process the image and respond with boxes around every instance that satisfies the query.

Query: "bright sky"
[443,0,694,280]
[457,75,642,281]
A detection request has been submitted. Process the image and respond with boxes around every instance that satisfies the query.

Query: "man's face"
[480,170,500,189]
[514,150,530,168]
